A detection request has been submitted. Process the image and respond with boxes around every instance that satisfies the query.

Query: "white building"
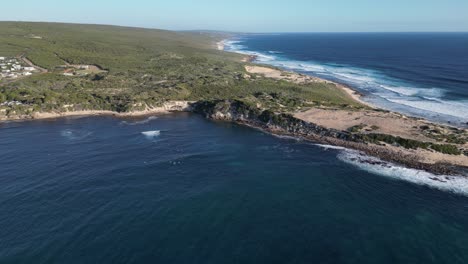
[0,57,5,61]
[24,67,35,71]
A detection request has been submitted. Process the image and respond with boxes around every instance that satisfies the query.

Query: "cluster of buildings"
[0,57,37,80]
[0,101,22,106]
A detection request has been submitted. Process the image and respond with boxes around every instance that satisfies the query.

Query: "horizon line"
[2,20,468,34]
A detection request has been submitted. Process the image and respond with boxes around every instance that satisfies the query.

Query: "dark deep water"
[225,33,468,126]
[1,114,468,263]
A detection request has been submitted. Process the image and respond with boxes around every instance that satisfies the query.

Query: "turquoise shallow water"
[1,113,468,263]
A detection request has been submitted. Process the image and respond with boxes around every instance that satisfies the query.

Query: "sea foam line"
[335,149,468,196]
[60,129,93,140]
[224,38,468,126]
[224,38,468,195]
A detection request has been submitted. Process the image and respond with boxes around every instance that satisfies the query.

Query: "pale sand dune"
[243,65,468,167]
[294,108,431,141]
[295,108,468,167]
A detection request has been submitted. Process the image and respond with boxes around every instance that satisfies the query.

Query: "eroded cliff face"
[192,100,466,175]
[193,100,360,142]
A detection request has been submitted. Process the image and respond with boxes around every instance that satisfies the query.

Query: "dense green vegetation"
[2,22,463,158]
[361,133,462,155]
[419,125,468,145]
[347,124,367,133]
[0,22,360,117]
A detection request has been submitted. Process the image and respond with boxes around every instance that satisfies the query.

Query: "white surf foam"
[314,144,348,151]
[60,129,93,140]
[224,38,468,126]
[386,98,468,119]
[337,150,468,196]
[141,130,161,138]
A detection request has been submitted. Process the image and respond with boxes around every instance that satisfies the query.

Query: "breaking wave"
[141,130,161,138]
[337,149,468,196]
[224,38,468,127]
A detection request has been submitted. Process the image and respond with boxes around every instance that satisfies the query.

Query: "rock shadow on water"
[120,116,159,126]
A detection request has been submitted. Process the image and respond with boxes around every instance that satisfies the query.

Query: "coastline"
[1,37,466,179]
[222,38,468,134]
[221,37,468,128]
[191,99,468,176]
[216,39,468,176]
[0,101,193,122]
[223,39,376,109]
[219,38,374,110]
[2,97,467,177]
[243,64,374,108]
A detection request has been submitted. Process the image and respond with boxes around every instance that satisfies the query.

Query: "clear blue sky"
[2,0,468,32]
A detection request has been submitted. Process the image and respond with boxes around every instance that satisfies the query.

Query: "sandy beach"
[294,108,468,167]
[244,65,373,107]
[242,64,467,169]
[1,101,192,122]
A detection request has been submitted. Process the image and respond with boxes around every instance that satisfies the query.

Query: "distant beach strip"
[221,35,468,128]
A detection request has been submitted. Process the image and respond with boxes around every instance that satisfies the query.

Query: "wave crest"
[224,38,468,126]
[337,150,468,196]
[142,130,161,138]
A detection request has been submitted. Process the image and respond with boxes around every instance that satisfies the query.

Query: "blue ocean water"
[1,114,468,263]
[224,33,468,126]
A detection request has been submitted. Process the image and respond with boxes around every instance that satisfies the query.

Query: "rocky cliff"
[192,100,465,175]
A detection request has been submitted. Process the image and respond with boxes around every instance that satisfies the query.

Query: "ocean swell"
[224,38,468,127]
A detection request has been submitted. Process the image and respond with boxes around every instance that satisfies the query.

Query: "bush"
[362,133,461,155]
[430,144,461,155]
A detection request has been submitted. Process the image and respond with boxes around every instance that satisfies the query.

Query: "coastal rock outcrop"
[193,100,466,176]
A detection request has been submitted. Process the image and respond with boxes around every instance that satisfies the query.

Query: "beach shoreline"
[220,38,375,109]
[191,99,468,176]
[222,37,468,130]
[243,64,374,108]
[0,101,192,122]
[221,37,468,128]
[1,37,466,177]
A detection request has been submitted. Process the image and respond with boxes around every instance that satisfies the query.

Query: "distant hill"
[0,22,239,71]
